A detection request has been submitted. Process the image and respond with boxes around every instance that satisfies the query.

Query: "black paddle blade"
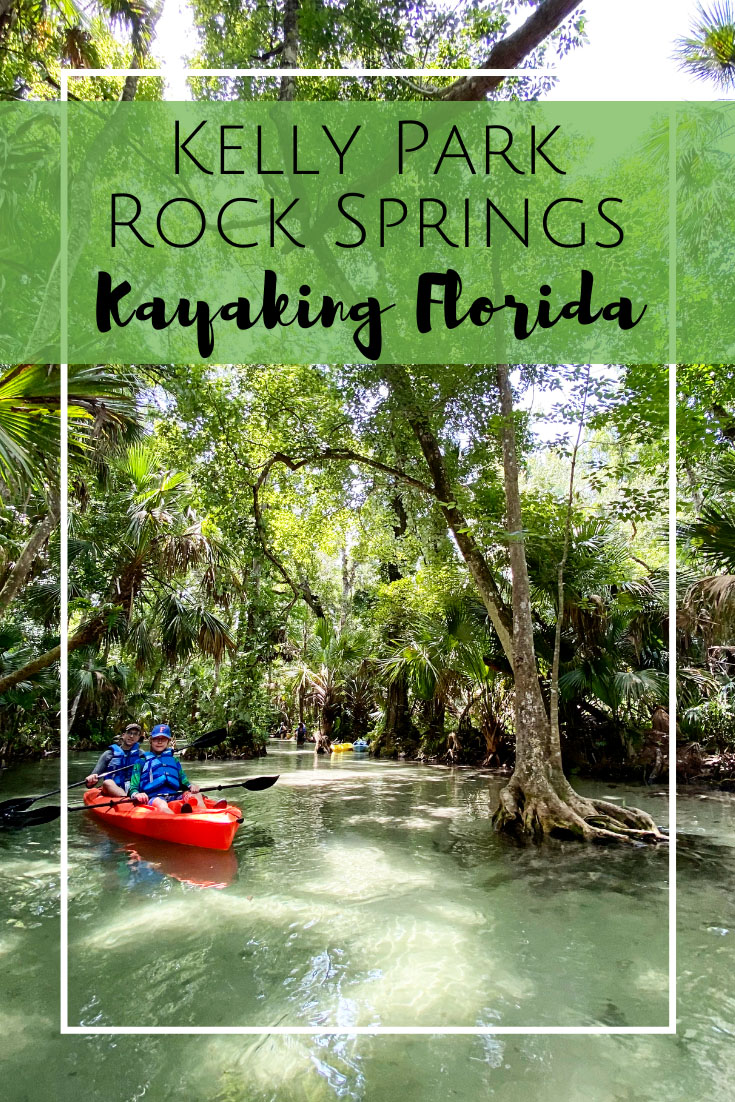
[242,775,279,792]
[1,804,61,830]
[0,796,37,815]
[188,727,228,750]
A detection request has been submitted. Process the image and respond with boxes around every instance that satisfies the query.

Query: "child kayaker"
[85,723,144,798]
[129,724,207,814]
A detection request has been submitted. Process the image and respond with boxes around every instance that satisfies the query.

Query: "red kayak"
[83,789,243,851]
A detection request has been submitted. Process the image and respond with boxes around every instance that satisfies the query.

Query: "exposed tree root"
[493,776,667,845]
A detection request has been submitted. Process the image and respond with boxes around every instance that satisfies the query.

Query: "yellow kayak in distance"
[331,742,354,753]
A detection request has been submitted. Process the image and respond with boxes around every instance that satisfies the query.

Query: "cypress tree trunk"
[492,365,663,842]
[382,363,663,843]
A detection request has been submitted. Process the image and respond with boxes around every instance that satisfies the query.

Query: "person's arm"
[86,749,113,785]
[179,764,198,793]
[128,762,149,803]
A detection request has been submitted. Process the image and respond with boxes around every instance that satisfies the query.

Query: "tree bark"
[550,365,591,749]
[0,616,105,695]
[120,1,163,102]
[340,547,355,629]
[387,493,407,582]
[380,364,514,663]
[491,366,664,843]
[278,0,300,101]
[0,497,59,616]
[441,0,583,101]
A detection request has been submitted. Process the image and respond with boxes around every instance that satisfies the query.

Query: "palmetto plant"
[0,444,236,696]
[0,363,135,489]
[680,456,735,650]
[526,517,633,617]
[525,516,670,712]
[68,650,130,730]
[286,618,369,739]
[675,2,735,89]
[558,592,668,722]
[382,595,498,744]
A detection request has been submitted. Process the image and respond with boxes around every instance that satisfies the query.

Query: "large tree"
[194,360,664,842]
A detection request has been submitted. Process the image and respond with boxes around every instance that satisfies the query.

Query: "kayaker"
[296,721,307,745]
[84,723,144,797]
[128,724,208,814]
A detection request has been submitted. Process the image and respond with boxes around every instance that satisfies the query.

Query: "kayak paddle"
[1,775,279,829]
[0,726,229,816]
[0,804,66,829]
[195,776,280,795]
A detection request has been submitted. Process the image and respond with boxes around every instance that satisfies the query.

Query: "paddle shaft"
[76,730,228,791]
[67,775,279,813]
[0,728,228,813]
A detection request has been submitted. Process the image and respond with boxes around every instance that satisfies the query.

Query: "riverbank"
[6,736,735,791]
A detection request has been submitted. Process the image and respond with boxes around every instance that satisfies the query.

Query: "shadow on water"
[675,831,735,877]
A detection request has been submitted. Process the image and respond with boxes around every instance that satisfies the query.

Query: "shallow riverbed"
[1,744,733,1099]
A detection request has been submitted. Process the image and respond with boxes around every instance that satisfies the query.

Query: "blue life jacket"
[139,749,185,797]
[108,742,143,788]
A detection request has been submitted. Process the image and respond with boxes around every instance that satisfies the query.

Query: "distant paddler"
[84,722,144,798]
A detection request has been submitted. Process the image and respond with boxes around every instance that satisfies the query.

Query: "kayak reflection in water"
[129,724,210,814]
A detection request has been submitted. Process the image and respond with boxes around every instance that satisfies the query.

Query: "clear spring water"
[1,742,733,1100]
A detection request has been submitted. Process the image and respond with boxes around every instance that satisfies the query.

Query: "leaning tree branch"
[251,44,284,62]
[252,446,435,619]
[251,476,327,620]
[441,0,583,101]
[258,449,437,497]
[396,75,443,99]
[0,617,106,695]
[378,365,514,662]
[0,496,59,616]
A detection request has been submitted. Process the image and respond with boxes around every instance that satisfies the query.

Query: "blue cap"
[151,724,172,739]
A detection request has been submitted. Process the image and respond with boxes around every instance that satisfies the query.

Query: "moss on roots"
[493,778,666,845]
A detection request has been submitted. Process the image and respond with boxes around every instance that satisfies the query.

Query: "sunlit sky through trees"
[153,0,729,102]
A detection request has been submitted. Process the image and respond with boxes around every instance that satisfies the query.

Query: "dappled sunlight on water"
[58,747,672,1029]
[1,750,734,1097]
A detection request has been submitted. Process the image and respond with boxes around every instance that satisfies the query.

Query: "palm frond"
[675,2,735,89]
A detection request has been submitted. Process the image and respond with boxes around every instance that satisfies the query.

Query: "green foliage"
[682,682,735,748]
[0,363,135,490]
[0,0,160,100]
[675,1,735,89]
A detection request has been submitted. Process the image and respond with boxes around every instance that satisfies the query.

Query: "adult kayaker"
[84,723,144,797]
[129,724,208,814]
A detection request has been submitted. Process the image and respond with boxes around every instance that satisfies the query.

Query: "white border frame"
[58,67,677,1037]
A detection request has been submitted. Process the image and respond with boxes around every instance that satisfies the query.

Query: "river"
[1,743,733,1100]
